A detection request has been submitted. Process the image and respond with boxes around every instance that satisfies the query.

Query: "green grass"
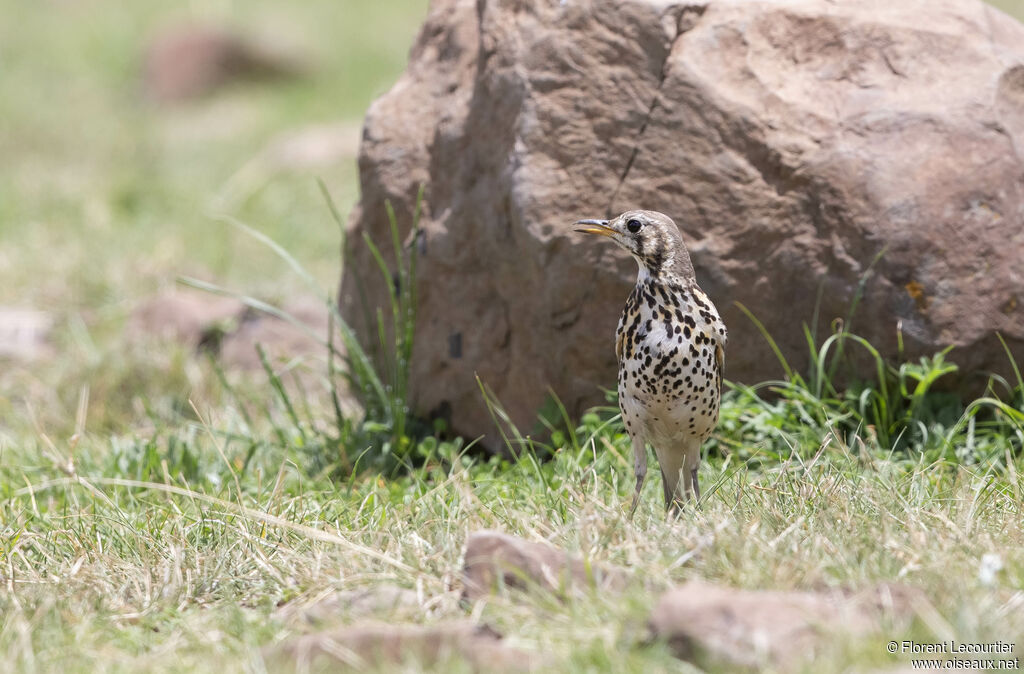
[0,0,426,437]
[992,0,1024,17]
[3,273,1023,671]
[3,1,1024,672]
[0,0,426,309]
[2,411,1023,672]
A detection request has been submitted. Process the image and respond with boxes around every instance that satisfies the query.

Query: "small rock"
[128,292,330,369]
[143,23,303,102]
[262,621,535,672]
[128,291,359,412]
[978,552,1004,586]
[462,530,629,601]
[219,296,328,371]
[265,122,363,170]
[648,581,921,669]
[0,307,53,360]
[275,585,421,626]
[126,291,242,347]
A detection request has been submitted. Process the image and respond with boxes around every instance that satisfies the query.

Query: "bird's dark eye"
[626,219,643,234]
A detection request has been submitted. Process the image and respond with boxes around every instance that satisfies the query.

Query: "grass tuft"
[717,308,1024,473]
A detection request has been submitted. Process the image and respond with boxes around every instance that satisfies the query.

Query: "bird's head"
[572,209,694,281]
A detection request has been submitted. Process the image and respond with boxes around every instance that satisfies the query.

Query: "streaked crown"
[573,209,695,281]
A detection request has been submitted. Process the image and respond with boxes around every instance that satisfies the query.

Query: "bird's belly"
[620,329,718,400]
[618,335,720,442]
[620,389,719,445]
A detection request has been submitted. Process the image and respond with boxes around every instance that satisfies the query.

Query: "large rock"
[341,0,1024,441]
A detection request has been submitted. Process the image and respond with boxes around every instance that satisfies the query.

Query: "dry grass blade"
[13,476,422,578]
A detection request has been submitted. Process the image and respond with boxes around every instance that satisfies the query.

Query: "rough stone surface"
[341,0,1024,441]
[462,530,628,600]
[262,621,535,672]
[648,581,922,668]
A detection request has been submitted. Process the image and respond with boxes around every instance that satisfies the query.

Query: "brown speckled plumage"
[574,210,727,515]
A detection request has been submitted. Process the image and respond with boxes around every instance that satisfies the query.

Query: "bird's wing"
[691,288,727,346]
[690,286,727,386]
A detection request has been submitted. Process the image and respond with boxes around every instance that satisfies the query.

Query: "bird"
[573,210,727,516]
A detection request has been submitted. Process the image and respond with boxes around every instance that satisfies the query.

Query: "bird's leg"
[655,446,687,516]
[662,447,700,517]
[665,468,688,517]
[666,492,684,518]
[629,437,647,518]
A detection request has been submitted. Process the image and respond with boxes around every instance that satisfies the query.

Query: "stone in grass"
[218,296,328,372]
[0,307,53,361]
[127,291,329,369]
[275,585,422,627]
[143,23,304,102]
[263,621,536,672]
[126,290,243,347]
[649,581,922,669]
[462,530,628,601]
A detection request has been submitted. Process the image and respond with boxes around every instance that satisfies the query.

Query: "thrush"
[573,210,727,516]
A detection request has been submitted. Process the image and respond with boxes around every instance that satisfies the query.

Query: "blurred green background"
[0,0,427,315]
[0,0,427,436]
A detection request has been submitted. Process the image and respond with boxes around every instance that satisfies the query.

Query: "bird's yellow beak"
[572,219,616,237]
